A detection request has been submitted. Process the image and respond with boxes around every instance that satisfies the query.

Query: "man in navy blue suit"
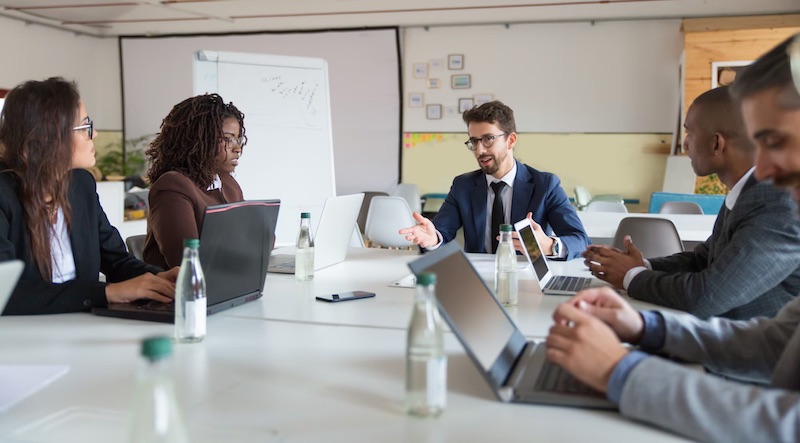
[400,101,589,259]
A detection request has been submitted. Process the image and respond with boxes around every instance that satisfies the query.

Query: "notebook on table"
[408,241,614,409]
[268,193,364,274]
[93,199,280,323]
[0,260,24,313]
[514,218,606,296]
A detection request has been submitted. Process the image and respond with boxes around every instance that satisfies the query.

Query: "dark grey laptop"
[408,241,614,409]
[93,200,280,323]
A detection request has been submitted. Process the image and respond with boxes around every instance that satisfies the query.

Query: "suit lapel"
[68,180,89,279]
[511,160,534,224]
[470,173,488,251]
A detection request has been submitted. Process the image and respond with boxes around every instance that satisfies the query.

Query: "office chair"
[364,196,416,248]
[357,191,389,236]
[659,201,704,215]
[612,217,683,259]
[574,186,625,211]
[125,235,146,260]
[586,200,628,213]
[393,183,423,214]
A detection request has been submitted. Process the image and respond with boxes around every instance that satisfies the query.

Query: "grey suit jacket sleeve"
[628,184,800,319]
[616,298,800,442]
[619,358,800,443]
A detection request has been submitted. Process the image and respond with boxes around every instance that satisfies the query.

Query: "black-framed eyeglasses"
[73,117,93,139]
[464,133,507,151]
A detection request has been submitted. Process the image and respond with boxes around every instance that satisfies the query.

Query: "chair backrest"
[612,217,684,259]
[364,196,416,248]
[574,186,592,210]
[393,183,422,214]
[658,201,704,214]
[586,200,628,213]
[357,191,389,235]
[126,235,146,260]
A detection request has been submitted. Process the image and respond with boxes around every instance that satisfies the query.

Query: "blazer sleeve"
[1,170,161,315]
[432,179,465,245]
[148,179,202,269]
[618,357,800,443]
[541,176,590,260]
[627,192,800,318]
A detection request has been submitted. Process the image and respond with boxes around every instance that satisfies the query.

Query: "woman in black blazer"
[0,77,178,315]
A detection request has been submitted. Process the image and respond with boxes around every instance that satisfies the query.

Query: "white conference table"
[0,314,692,443]
[226,247,672,338]
[578,211,717,243]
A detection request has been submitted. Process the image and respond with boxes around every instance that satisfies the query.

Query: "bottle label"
[427,357,447,407]
[185,299,207,336]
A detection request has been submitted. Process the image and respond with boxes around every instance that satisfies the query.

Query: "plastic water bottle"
[295,212,315,281]
[405,272,447,418]
[129,336,189,443]
[174,239,206,343]
[495,224,518,306]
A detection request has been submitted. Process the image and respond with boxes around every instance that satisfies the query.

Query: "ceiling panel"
[0,0,798,36]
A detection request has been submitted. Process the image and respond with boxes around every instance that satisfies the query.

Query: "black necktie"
[490,181,506,253]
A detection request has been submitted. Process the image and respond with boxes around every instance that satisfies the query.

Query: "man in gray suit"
[582,86,800,320]
[545,34,800,442]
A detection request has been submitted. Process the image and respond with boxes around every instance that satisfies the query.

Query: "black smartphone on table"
[315,291,376,303]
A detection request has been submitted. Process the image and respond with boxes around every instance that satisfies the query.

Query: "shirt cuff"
[622,266,648,290]
[606,351,649,405]
[423,230,444,251]
[637,310,666,350]
[544,236,567,259]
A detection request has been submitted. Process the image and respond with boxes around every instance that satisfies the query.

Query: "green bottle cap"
[183,238,199,248]
[301,212,311,219]
[500,224,513,232]
[415,272,436,286]
[141,336,172,361]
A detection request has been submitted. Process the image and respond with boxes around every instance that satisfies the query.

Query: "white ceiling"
[0,0,798,37]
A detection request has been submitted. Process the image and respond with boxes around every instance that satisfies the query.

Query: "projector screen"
[120,28,401,199]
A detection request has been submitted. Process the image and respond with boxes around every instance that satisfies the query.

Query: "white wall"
[0,16,121,129]
[403,20,683,133]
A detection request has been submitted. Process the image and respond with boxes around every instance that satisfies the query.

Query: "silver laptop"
[514,218,604,295]
[269,193,364,274]
[408,242,613,409]
[0,260,24,314]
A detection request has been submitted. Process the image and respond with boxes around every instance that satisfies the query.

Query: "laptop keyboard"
[546,276,593,292]
[534,362,601,396]
[134,300,175,313]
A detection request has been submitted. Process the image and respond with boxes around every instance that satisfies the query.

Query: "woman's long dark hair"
[0,77,80,280]
[146,94,246,188]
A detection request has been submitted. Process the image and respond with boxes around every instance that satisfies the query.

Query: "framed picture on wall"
[427,78,441,89]
[413,63,428,79]
[473,94,493,106]
[426,104,442,120]
[451,74,471,89]
[409,92,424,108]
[458,98,474,113]
[448,54,464,70]
[711,60,751,88]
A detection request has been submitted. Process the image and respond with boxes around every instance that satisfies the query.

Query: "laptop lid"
[0,260,24,314]
[312,193,364,270]
[408,242,526,397]
[269,193,363,273]
[513,218,556,289]
[93,199,279,322]
[200,199,279,309]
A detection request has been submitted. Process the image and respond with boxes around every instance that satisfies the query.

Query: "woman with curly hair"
[0,77,177,315]
[143,94,247,268]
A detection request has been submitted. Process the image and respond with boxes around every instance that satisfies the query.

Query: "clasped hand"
[581,235,645,289]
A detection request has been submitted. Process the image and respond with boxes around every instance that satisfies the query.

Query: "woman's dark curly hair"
[146,94,246,188]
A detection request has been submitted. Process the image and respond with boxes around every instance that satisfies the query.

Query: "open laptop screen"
[408,243,517,372]
[516,221,550,280]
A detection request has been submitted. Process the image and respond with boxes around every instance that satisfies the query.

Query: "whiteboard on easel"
[194,50,336,245]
